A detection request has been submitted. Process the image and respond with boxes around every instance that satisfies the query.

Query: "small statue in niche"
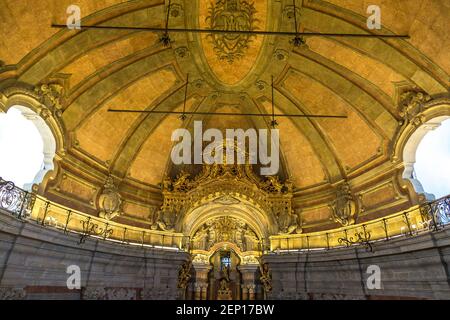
[98,175,122,220]
[331,182,358,226]
[276,206,301,235]
[155,207,176,232]
[243,226,258,251]
[259,263,272,293]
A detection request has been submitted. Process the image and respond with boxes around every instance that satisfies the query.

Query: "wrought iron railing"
[267,194,450,253]
[1,177,449,254]
[0,177,190,251]
[0,179,36,219]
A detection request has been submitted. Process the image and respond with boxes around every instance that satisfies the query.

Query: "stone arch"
[392,99,450,200]
[181,196,276,241]
[0,86,67,191]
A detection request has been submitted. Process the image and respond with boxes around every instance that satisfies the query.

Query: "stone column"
[201,284,208,300]
[193,263,211,301]
[194,283,202,300]
[248,284,256,300]
[238,264,259,301]
[241,285,249,300]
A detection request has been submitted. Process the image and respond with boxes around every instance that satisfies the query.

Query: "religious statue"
[277,208,299,234]
[154,207,176,232]
[259,263,272,293]
[243,226,259,251]
[192,225,210,250]
[177,261,192,289]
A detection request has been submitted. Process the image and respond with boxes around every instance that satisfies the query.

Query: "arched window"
[403,117,450,200]
[0,105,56,190]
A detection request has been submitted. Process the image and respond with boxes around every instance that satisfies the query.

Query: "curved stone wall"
[263,227,450,300]
[0,209,189,300]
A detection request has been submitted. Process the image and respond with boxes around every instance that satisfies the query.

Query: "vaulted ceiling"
[0,0,449,195]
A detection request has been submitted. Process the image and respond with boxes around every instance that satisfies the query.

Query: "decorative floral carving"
[273,49,289,61]
[398,90,432,126]
[0,287,26,300]
[174,46,190,59]
[331,182,358,226]
[255,80,267,91]
[169,3,183,17]
[206,0,259,63]
[82,288,138,300]
[192,254,209,264]
[82,287,106,300]
[98,175,122,220]
[242,255,259,265]
[34,83,64,117]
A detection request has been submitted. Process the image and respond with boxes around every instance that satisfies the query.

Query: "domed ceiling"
[0,0,448,231]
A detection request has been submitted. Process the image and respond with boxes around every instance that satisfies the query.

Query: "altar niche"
[209,249,241,300]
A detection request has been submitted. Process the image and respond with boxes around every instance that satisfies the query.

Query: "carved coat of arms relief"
[206,0,259,63]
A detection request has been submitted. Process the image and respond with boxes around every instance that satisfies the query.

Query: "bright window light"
[414,119,450,199]
[0,107,44,188]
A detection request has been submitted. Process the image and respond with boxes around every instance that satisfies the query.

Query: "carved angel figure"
[259,263,272,292]
[177,261,192,289]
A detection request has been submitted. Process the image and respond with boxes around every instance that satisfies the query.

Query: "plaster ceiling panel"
[128,99,196,185]
[323,0,450,75]
[75,68,177,163]
[204,104,253,132]
[306,37,406,99]
[198,0,267,85]
[261,101,328,188]
[283,71,382,170]
[0,0,130,65]
[60,32,158,89]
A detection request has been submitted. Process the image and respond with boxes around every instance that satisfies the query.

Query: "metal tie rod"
[51,24,410,39]
[107,109,348,119]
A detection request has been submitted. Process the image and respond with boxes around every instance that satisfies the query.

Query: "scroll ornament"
[259,263,272,293]
[398,90,431,126]
[34,83,64,118]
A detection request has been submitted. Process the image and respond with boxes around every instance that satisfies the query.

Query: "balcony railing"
[268,194,450,253]
[0,178,190,251]
[1,177,449,254]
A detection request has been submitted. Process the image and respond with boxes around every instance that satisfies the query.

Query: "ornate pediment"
[159,162,299,235]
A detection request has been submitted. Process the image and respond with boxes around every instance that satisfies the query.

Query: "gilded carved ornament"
[34,83,65,119]
[206,0,259,63]
[177,261,192,289]
[398,89,432,127]
[159,162,298,235]
[259,263,272,293]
